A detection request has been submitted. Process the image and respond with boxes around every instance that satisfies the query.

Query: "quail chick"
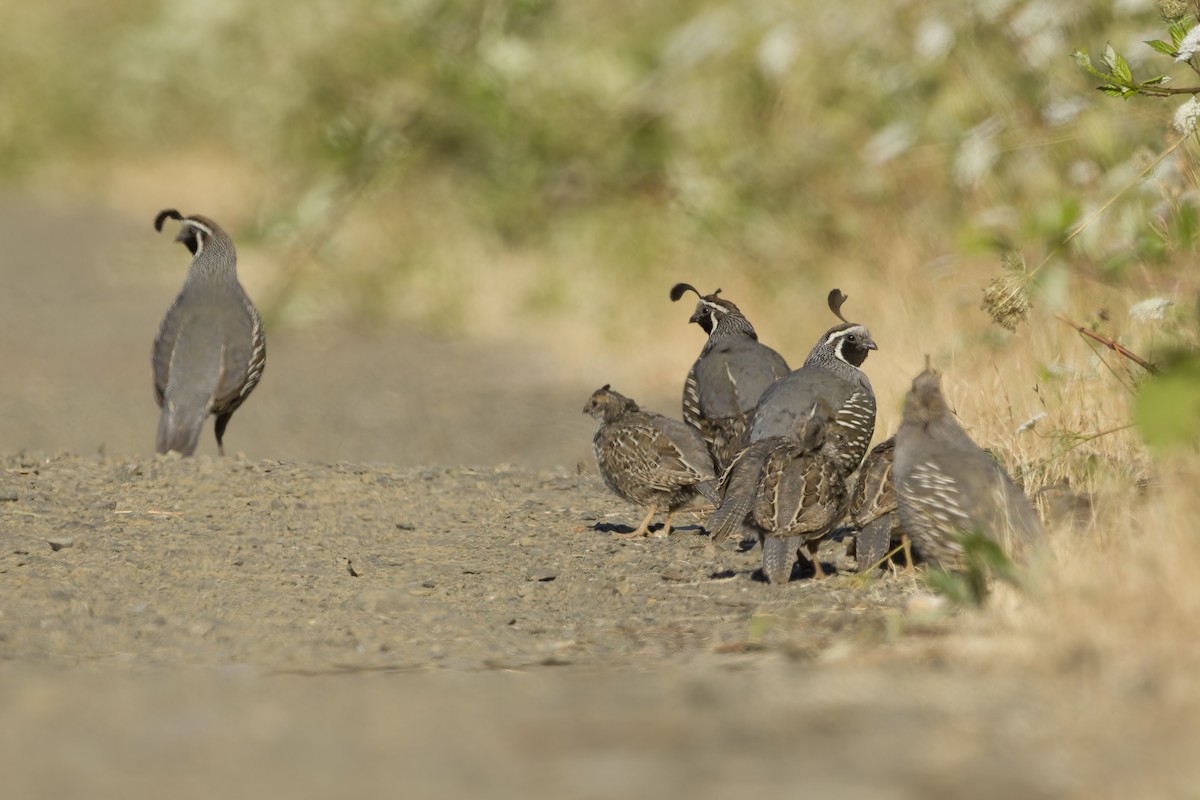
[670,283,790,473]
[152,210,265,457]
[893,364,1044,570]
[584,385,717,538]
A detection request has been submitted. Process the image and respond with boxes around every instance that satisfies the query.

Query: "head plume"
[828,288,850,324]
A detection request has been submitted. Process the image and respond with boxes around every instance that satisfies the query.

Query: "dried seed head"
[981,252,1032,332]
[1158,0,1189,21]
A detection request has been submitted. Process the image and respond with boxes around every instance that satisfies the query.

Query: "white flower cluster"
[1173,96,1200,134]
[1129,297,1173,322]
[1176,24,1200,62]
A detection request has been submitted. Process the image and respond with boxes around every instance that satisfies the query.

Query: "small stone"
[524,566,558,582]
[47,537,75,552]
[0,491,17,502]
[660,563,690,582]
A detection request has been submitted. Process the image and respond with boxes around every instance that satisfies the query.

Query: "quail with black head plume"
[670,283,790,473]
[709,290,877,545]
[152,210,265,456]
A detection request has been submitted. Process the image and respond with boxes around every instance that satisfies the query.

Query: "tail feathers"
[855,517,895,573]
[156,401,208,456]
[708,440,774,543]
[761,535,798,584]
[695,479,720,506]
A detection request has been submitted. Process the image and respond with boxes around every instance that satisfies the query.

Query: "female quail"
[892,364,1044,570]
[670,283,790,473]
[584,385,717,538]
[712,409,848,582]
[152,210,266,457]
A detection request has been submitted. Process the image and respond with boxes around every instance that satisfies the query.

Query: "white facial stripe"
[185,219,214,237]
[185,220,210,257]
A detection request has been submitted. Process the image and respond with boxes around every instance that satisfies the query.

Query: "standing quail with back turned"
[152,210,266,457]
[892,361,1044,570]
[584,385,717,538]
[670,283,790,473]
[709,290,876,545]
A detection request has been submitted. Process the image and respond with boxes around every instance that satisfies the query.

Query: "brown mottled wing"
[707,438,777,543]
[850,437,897,526]
[595,413,712,503]
[754,443,844,539]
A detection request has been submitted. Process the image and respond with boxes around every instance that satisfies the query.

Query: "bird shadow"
[590,522,710,537]
[749,559,830,584]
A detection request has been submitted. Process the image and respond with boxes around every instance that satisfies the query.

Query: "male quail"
[710,290,876,544]
[584,384,717,538]
[848,437,912,572]
[892,363,1044,570]
[152,210,266,457]
[670,283,790,473]
[711,408,847,582]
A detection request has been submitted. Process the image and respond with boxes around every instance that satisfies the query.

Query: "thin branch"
[1055,314,1159,374]
[1130,85,1200,96]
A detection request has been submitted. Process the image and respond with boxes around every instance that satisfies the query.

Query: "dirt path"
[0,200,1191,798]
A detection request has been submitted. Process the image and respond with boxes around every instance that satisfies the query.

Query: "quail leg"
[901,533,914,572]
[806,540,828,579]
[616,505,659,538]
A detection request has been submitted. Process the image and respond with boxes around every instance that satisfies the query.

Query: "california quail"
[670,283,790,473]
[749,290,878,474]
[710,408,847,582]
[584,385,717,538]
[152,210,266,457]
[848,437,913,572]
[892,363,1044,570]
[709,290,876,544]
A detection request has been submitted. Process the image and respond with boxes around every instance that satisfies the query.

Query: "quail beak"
[865,338,879,351]
[688,310,703,325]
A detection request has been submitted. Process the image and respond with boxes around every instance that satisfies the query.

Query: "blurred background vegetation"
[4,0,1199,456]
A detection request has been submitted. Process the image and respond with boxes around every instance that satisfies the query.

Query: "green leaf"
[1101,42,1118,73]
[1134,353,1200,450]
[1142,75,1172,86]
[1072,48,1092,68]
[1146,39,1177,57]
[1113,52,1132,83]
[1097,83,1132,97]
[1170,19,1191,49]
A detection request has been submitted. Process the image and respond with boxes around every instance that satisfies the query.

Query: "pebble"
[524,566,559,582]
[47,536,75,552]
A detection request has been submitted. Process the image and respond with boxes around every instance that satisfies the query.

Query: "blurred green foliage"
[2,0,1199,326]
[924,530,1024,607]
[1134,351,1200,449]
